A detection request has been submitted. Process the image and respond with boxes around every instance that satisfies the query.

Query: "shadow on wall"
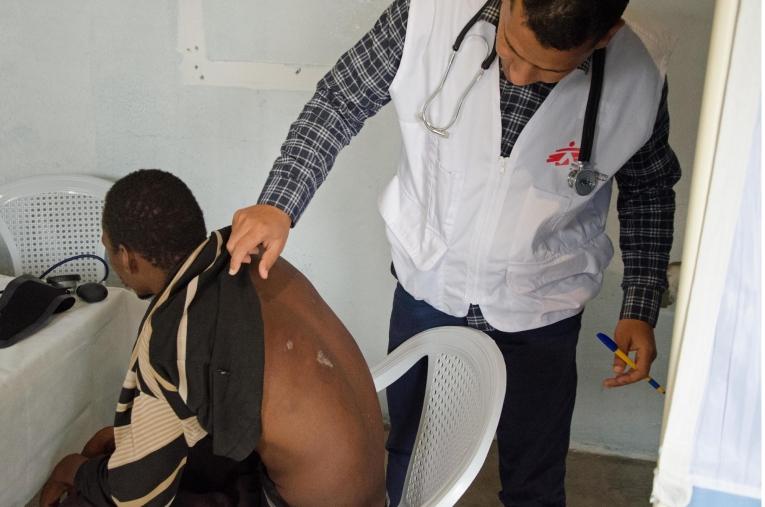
[661,261,682,308]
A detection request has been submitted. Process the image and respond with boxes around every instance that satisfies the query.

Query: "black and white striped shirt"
[75,229,265,505]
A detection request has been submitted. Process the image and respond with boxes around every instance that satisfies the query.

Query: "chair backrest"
[0,175,112,282]
[372,327,506,507]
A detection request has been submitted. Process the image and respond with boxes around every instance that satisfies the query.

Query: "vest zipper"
[467,156,507,301]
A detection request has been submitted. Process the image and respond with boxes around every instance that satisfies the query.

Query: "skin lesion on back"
[316,349,335,369]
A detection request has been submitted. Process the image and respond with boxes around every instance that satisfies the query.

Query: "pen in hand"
[596,332,666,394]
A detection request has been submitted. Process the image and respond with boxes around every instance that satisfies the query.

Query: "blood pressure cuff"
[0,274,75,348]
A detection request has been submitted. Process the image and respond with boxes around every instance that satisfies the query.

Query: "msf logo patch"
[546,141,580,167]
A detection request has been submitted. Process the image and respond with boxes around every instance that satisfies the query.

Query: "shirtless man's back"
[252,258,386,507]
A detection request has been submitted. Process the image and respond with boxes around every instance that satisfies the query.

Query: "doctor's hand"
[602,319,657,388]
[228,204,291,278]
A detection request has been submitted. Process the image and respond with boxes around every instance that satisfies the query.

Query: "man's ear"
[117,244,139,274]
[594,19,625,49]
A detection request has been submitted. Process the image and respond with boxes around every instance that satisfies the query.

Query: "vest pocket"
[506,235,613,295]
[426,136,462,239]
[379,175,448,271]
[540,180,612,255]
[507,185,572,261]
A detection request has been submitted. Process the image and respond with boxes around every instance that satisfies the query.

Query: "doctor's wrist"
[257,172,311,228]
[620,285,662,328]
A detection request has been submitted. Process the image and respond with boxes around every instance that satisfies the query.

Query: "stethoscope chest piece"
[567,162,607,196]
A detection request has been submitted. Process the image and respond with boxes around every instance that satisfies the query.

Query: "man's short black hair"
[103,169,207,272]
[517,0,629,51]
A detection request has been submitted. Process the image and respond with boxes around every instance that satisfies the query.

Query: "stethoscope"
[419,0,607,196]
[418,0,497,138]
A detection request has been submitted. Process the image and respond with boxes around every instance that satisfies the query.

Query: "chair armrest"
[371,340,431,392]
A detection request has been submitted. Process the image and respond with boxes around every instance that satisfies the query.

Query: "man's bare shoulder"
[247,257,323,306]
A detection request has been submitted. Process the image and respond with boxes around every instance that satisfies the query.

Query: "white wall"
[0,0,715,459]
[572,0,716,459]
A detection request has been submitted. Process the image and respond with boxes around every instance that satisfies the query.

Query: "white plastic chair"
[372,326,507,507]
[0,175,112,282]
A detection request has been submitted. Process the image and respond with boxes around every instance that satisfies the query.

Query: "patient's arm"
[81,426,115,458]
[40,454,88,506]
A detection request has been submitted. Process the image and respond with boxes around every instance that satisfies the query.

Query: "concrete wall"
[573,0,716,459]
[0,0,715,459]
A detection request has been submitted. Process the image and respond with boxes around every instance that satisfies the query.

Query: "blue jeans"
[385,284,581,507]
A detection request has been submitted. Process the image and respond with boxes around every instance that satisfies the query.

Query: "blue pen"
[597,332,665,394]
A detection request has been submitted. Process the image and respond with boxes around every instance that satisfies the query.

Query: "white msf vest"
[379,0,669,331]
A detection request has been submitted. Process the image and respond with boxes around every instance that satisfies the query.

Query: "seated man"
[40,169,386,507]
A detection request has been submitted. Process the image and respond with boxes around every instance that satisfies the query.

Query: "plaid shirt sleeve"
[258,0,410,225]
[615,80,681,327]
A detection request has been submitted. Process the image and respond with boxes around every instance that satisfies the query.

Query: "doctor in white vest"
[227,0,680,505]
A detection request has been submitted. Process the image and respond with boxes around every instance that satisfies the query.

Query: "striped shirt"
[258,0,681,329]
[75,229,265,506]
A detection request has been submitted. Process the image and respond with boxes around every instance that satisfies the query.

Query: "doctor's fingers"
[228,206,291,274]
[227,228,263,275]
[611,334,632,374]
[612,353,627,374]
[614,349,653,387]
[228,219,279,274]
[257,238,287,280]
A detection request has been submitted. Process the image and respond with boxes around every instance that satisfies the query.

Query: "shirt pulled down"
[75,227,265,506]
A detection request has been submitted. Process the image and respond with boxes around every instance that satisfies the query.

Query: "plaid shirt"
[259,0,681,329]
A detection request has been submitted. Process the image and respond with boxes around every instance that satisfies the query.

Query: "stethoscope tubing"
[419,0,497,138]
[419,50,487,138]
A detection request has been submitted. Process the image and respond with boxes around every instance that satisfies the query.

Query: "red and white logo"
[546,141,580,167]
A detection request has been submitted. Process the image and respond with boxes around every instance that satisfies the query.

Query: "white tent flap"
[689,116,761,501]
